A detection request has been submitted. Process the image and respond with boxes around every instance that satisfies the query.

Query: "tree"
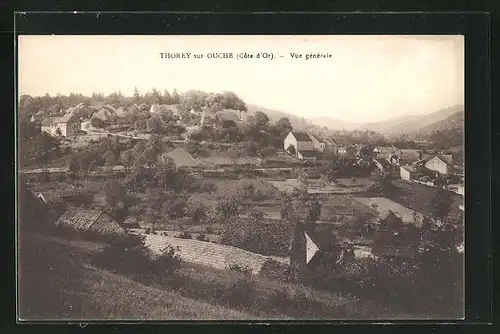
[274,117,293,138]
[286,145,296,156]
[103,180,128,208]
[429,188,454,222]
[133,87,141,103]
[121,149,135,173]
[187,199,208,223]
[306,198,322,223]
[279,193,294,220]
[162,89,172,104]
[171,89,181,104]
[215,196,241,223]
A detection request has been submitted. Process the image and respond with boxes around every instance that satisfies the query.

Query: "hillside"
[246,104,313,130]
[19,234,257,320]
[415,108,464,136]
[359,105,464,137]
[308,116,362,131]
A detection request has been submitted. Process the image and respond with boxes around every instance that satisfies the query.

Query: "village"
[19,91,465,319]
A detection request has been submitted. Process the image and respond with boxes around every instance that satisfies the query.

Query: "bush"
[219,277,256,307]
[152,245,182,276]
[227,264,252,275]
[92,234,152,275]
[196,233,209,242]
[177,231,192,239]
[259,259,290,281]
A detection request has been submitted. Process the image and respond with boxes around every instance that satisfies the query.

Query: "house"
[374,158,393,172]
[36,192,66,220]
[424,155,453,175]
[309,133,325,152]
[30,110,44,123]
[161,148,198,168]
[373,146,397,160]
[400,165,418,181]
[150,104,183,121]
[41,113,81,137]
[214,110,241,128]
[323,139,338,154]
[289,223,342,278]
[284,131,323,160]
[389,149,422,166]
[284,131,314,152]
[36,192,63,206]
[337,147,347,154]
[54,208,125,236]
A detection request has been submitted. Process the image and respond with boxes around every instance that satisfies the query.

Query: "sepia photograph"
[17,35,464,321]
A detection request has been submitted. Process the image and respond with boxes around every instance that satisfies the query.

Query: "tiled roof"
[216,110,241,122]
[41,117,59,126]
[55,208,124,235]
[401,165,417,173]
[395,149,421,163]
[166,148,198,167]
[291,132,313,142]
[374,146,397,154]
[55,208,103,230]
[143,234,273,275]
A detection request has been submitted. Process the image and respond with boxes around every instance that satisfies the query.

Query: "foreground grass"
[18,234,257,320]
[20,233,432,320]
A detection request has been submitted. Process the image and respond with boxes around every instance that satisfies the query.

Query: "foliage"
[177,231,192,239]
[20,132,61,167]
[429,188,454,221]
[227,264,252,275]
[259,259,290,281]
[218,278,256,307]
[196,233,209,242]
[214,196,241,223]
[103,179,128,208]
[92,234,182,276]
[220,220,294,257]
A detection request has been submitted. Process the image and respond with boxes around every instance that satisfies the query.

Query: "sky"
[18,35,464,123]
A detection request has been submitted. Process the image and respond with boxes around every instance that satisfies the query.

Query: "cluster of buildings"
[372,145,464,196]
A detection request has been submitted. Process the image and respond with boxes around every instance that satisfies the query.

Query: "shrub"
[151,245,182,276]
[219,278,256,307]
[177,231,192,239]
[196,233,209,242]
[259,259,290,281]
[205,226,214,234]
[92,234,152,275]
[227,264,252,275]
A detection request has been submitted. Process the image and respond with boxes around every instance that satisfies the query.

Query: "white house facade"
[424,156,450,175]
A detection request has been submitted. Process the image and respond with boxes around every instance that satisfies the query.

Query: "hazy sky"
[18,35,463,123]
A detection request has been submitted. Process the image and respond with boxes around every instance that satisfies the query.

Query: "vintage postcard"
[17,35,464,321]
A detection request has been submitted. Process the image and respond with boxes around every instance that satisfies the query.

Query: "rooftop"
[291,132,313,142]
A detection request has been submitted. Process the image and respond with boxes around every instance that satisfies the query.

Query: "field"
[390,180,463,221]
[354,197,418,223]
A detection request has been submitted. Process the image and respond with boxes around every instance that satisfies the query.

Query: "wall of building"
[424,157,448,175]
[400,168,411,180]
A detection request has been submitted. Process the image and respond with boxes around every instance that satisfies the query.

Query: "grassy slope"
[391,180,463,221]
[18,234,256,320]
